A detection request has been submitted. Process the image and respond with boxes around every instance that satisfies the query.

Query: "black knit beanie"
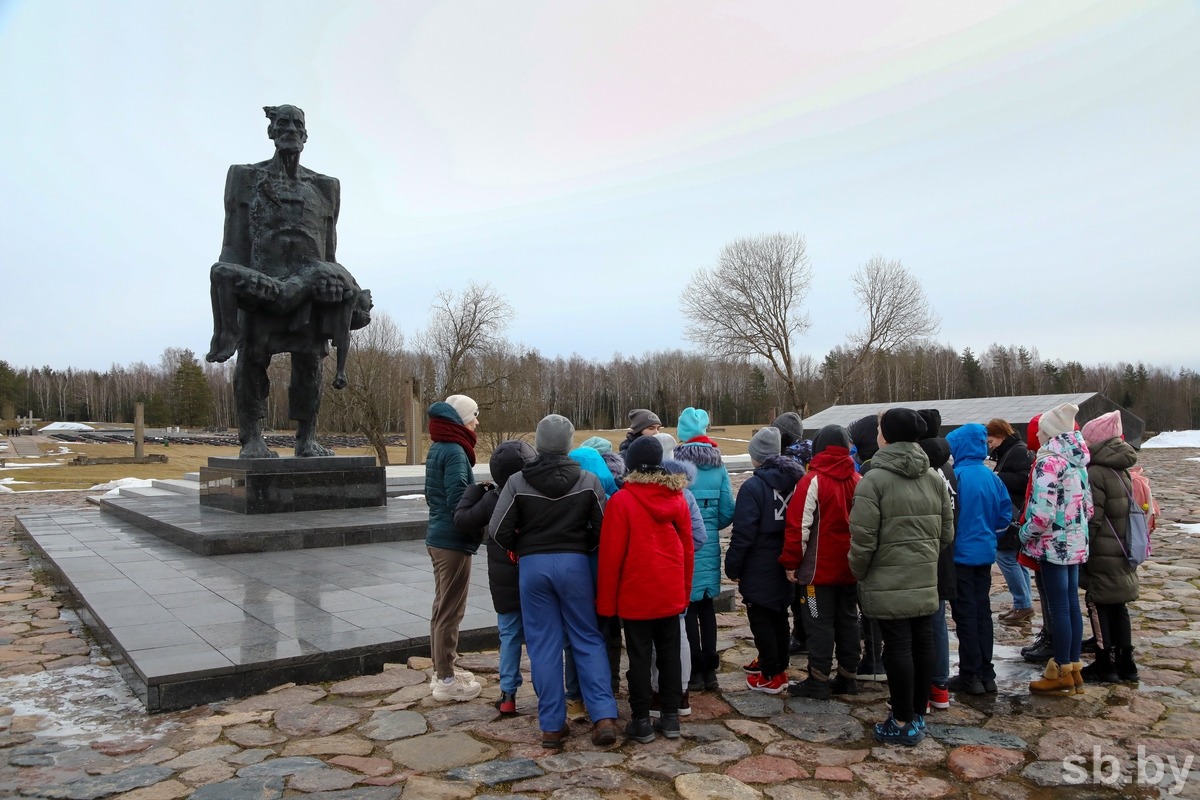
[880,408,926,444]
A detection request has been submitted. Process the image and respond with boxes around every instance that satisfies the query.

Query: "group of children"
[426,395,1145,750]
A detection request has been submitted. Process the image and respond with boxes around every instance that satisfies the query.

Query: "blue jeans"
[996,549,1031,610]
[932,600,950,686]
[1041,562,1083,665]
[496,610,524,696]
[519,553,618,732]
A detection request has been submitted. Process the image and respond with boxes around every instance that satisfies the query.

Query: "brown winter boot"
[1070,661,1085,694]
[1030,658,1075,696]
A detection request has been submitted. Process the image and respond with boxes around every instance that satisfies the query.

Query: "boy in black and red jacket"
[726,427,805,695]
[780,425,862,699]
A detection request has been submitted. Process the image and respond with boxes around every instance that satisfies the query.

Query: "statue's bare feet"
[206,332,239,363]
[295,436,334,458]
[333,371,348,390]
[239,437,278,459]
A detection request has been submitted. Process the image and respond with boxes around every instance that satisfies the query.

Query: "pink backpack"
[1128,466,1160,534]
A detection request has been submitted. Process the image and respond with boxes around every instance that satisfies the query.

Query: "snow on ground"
[0,462,62,469]
[89,477,156,495]
[1143,431,1200,448]
[1172,523,1200,535]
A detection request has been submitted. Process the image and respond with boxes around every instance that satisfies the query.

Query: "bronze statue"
[206,105,372,458]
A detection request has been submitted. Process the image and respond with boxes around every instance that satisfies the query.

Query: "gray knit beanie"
[749,427,781,466]
[627,408,662,434]
[535,414,575,455]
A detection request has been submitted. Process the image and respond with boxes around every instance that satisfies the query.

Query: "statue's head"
[350,290,374,331]
[264,105,307,154]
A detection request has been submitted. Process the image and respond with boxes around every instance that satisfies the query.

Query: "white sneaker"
[432,674,482,702]
[454,666,476,682]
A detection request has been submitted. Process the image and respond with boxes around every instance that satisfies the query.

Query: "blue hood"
[428,401,463,424]
[947,423,988,466]
[569,446,618,496]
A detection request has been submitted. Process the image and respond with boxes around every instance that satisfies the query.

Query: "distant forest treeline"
[4,335,1198,443]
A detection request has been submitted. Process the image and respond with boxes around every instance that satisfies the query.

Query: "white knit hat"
[445,394,479,425]
[1038,403,1078,438]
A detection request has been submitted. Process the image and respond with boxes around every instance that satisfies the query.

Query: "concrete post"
[134,402,145,459]
[404,378,423,465]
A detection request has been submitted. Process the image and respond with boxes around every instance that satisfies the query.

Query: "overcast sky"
[2,0,1197,371]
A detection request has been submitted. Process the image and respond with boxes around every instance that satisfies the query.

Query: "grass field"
[0,425,760,492]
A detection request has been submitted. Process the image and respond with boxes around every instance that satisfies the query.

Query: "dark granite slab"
[207,455,379,471]
[17,508,497,712]
[100,493,426,555]
[200,465,385,515]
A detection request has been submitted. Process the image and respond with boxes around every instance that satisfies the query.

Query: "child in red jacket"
[597,437,694,743]
[780,425,862,699]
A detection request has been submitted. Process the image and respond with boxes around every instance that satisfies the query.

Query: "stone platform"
[100,493,427,556]
[200,455,386,515]
[16,506,496,712]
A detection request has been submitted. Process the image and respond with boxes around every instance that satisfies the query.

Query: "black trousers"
[1090,602,1132,651]
[951,564,995,679]
[625,616,682,719]
[791,584,807,643]
[804,584,861,679]
[746,603,791,677]
[686,598,719,673]
[876,613,935,724]
[598,615,623,690]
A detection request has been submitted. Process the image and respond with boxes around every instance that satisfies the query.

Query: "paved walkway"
[3,436,45,458]
[1,450,1200,798]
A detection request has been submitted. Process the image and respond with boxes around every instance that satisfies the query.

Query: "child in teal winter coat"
[672,407,735,691]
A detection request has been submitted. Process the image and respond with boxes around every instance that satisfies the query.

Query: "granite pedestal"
[200,455,385,515]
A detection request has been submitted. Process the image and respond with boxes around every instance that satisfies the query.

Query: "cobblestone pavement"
[2,450,1200,799]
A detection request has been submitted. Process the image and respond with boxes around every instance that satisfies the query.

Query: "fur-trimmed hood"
[623,469,691,491]
[602,452,627,480]
[662,457,697,486]
[674,442,724,469]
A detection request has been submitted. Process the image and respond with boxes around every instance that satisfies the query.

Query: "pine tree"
[171,350,213,428]
[961,348,983,397]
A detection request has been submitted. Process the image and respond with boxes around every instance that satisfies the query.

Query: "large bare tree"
[827,255,941,404]
[324,311,405,465]
[419,281,516,397]
[680,233,813,412]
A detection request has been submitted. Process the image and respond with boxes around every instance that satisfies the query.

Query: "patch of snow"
[0,461,62,469]
[1172,523,1200,535]
[89,477,156,495]
[1143,431,1200,448]
[0,484,12,493]
[395,493,425,500]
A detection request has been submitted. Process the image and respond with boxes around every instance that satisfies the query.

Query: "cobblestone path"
[2,450,1200,799]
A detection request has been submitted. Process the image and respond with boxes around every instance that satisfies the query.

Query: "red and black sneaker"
[742,658,762,674]
[748,671,789,694]
[495,691,517,715]
[929,684,950,710]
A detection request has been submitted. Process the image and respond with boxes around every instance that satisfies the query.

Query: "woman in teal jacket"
[424,396,483,702]
[673,407,736,692]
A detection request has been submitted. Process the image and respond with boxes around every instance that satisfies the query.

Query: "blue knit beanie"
[677,407,710,443]
[580,436,613,455]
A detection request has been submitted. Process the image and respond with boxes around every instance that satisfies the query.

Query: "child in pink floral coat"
[1019,403,1093,696]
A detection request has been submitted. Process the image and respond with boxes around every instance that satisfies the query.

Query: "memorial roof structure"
[801,391,1145,446]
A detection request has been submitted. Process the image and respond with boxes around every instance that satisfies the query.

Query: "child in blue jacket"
[945,423,1011,695]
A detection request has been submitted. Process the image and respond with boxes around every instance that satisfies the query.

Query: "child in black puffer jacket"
[454,439,536,714]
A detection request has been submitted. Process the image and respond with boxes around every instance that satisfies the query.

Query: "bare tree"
[418,282,516,397]
[680,233,813,412]
[324,311,405,465]
[827,255,941,404]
